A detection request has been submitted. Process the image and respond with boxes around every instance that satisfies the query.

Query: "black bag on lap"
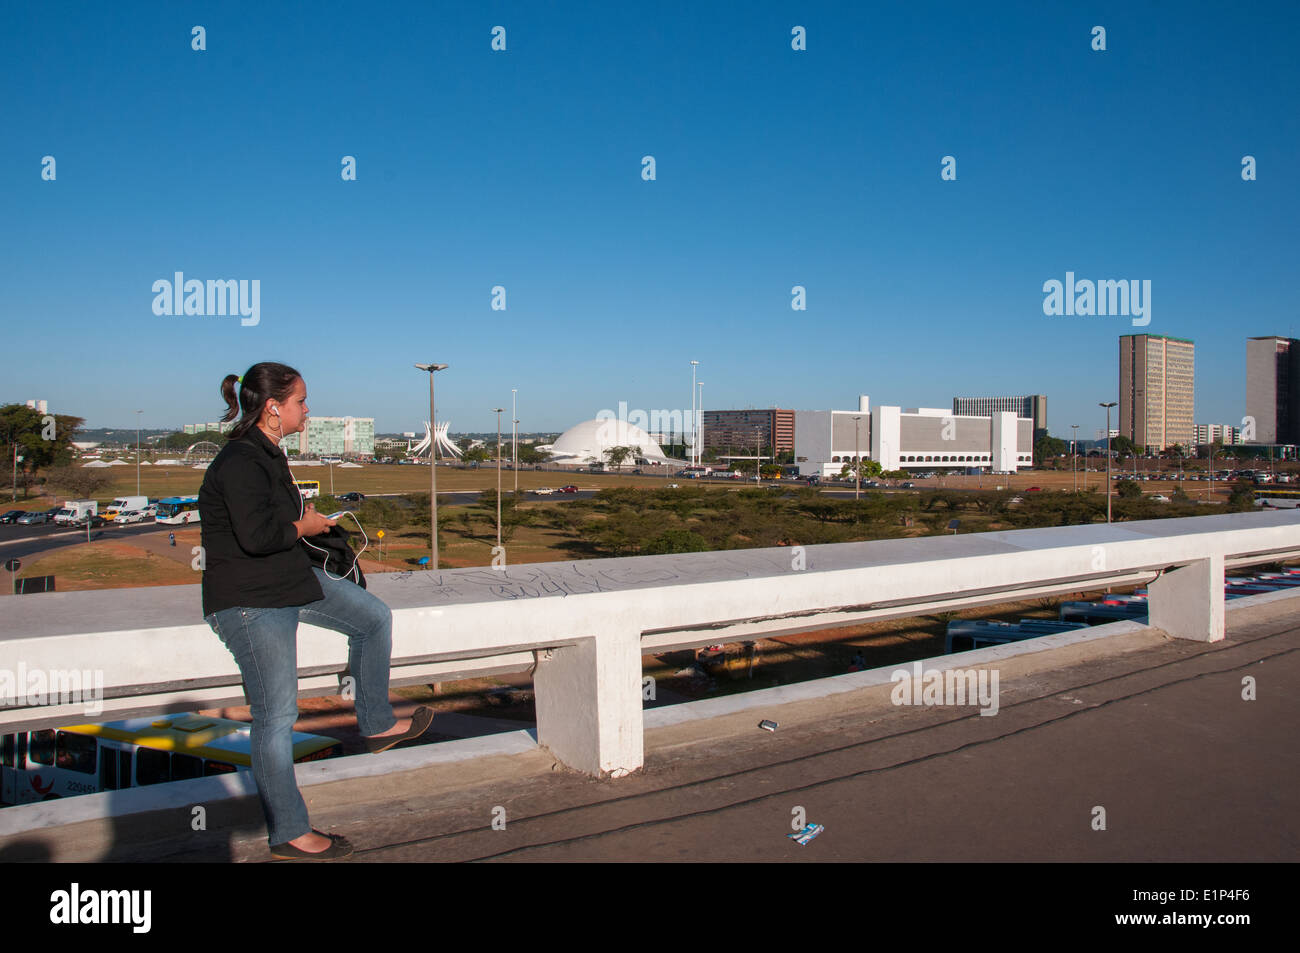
[300,524,367,588]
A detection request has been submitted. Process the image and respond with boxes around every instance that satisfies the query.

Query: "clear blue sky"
[2,1,1297,440]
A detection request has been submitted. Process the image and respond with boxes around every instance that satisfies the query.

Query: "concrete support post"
[533,634,644,777]
[1148,555,1225,643]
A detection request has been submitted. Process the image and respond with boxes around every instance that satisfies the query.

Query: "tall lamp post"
[415,363,448,569]
[689,360,699,467]
[1071,424,1079,492]
[1100,402,1117,523]
[511,388,518,495]
[136,410,143,496]
[492,407,506,551]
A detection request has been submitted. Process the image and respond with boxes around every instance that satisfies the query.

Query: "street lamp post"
[511,389,518,495]
[136,410,143,496]
[493,408,506,552]
[415,363,449,569]
[689,360,699,467]
[1071,424,1079,493]
[1100,402,1117,522]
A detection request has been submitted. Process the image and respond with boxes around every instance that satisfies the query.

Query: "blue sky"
[2,1,1297,440]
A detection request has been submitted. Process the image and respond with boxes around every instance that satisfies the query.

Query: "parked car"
[557,485,579,494]
[1026,486,1043,492]
[0,510,23,524]
[17,511,50,525]
[665,483,680,489]
[900,482,915,489]
[337,492,366,502]
[533,487,556,496]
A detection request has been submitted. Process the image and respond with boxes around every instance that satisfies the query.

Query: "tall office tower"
[1246,336,1300,444]
[1119,335,1195,451]
[952,395,1047,433]
[701,409,795,454]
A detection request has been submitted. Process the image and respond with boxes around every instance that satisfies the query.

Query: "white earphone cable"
[292,471,368,583]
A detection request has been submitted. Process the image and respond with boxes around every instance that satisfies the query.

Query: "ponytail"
[220,362,302,440]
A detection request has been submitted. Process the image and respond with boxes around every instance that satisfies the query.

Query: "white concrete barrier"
[3,511,1299,775]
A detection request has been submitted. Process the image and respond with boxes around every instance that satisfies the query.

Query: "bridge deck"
[6,591,1294,863]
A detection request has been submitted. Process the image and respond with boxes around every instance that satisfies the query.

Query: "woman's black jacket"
[198,425,324,617]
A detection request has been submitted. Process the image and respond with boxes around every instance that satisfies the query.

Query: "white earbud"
[271,406,280,416]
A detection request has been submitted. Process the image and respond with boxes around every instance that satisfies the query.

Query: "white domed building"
[537,418,676,466]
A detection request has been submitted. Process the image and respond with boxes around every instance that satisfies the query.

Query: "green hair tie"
[237,376,243,384]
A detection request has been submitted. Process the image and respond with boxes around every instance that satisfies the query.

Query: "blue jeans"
[204,567,396,845]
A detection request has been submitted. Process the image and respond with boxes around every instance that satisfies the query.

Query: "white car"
[1149,494,1171,503]
[665,483,680,489]
[533,487,555,496]
[114,510,147,524]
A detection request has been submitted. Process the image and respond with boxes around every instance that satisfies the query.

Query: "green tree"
[603,445,635,471]
[1034,435,1067,464]
[0,405,86,499]
[1116,479,1142,499]
[838,458,883,482]
[1109,434,1138,458]
[516,443,550,465]
[642,528,710,554]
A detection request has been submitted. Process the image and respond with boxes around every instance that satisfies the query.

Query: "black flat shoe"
[364,706,435,754]
[270,830,354,861]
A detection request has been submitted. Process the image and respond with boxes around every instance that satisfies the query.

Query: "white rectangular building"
[795,395,1033,477]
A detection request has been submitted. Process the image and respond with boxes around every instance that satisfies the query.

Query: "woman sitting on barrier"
[198,362,433,861]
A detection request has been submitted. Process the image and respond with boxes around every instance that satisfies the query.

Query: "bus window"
[100,748,120,790]
[29,730,55,766]
[2,734,13,768]
[56,731,97,774]
[204,760,237,776]
[136,748,170,786]
[171,753,203,781]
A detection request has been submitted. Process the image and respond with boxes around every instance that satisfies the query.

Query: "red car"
[1026,486,1043,492]
[557,485,579,493]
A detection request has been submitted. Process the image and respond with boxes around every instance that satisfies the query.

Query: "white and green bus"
[155,495,200,524]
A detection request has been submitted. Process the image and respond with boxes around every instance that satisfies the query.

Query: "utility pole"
[415,363,448,569]
[1101,402,1117,522]
[1071,424,1079,493]
[493,408,506,551]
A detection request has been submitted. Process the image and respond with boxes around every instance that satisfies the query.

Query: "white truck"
[102,496,148,521]
[54,500,98,524]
